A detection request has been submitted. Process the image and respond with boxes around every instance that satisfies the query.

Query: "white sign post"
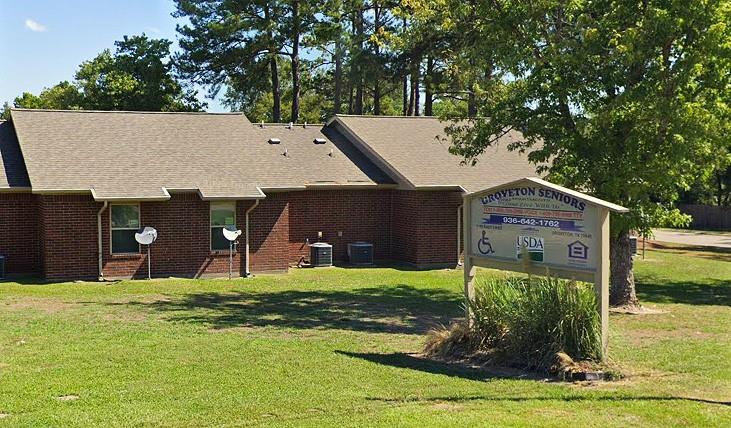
[463,177,628,360]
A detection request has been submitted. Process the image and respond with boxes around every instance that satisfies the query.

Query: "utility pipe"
[97,200,108,280]
[244,199,260,277]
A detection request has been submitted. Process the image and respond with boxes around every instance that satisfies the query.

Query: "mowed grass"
[0,250,729,427]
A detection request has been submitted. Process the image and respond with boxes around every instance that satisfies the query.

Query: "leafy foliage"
[426,275,602,370]
[439,0,731,238]
[11,34,203,113]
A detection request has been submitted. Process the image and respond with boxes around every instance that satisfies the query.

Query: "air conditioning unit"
[348,242,374,265]
[310,242,333,267]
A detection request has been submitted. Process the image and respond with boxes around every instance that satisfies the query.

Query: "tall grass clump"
[425,275,601,370]
[469,276,602,369]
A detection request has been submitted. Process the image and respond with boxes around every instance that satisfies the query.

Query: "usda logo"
[516,236,544,262]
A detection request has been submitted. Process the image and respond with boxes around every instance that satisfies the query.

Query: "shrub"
[469,276,602,369]
[424,276,602,371]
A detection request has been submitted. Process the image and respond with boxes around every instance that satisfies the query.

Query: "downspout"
[457,204,463,266]
[97,200,108,280]
[244,199,260,277]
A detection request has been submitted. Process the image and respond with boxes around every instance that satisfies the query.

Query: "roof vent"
[283,148,289,157]
[268,138,281,144]
[313,138,327,144]
[328,148,334,157]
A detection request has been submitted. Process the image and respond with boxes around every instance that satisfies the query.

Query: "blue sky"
[0,0,226,111]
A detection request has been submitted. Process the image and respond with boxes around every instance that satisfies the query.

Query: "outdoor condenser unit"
[310,242,333,267]
[347,242,374,265]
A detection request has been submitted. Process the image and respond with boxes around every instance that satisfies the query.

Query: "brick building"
[0,109,537,281]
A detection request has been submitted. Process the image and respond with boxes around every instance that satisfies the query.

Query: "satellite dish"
[135,226,158,245]
[222,226,242,242]
[134,227,158,280]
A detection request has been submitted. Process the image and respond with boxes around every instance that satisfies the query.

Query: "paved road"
[651,228,731,249]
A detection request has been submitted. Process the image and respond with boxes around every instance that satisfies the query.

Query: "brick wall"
[2,189,462,280]
[0,193,40,275]
[101,193,242,279]
[247,193,290,272]
[390,190,462,267]
[287,190,392,264]
[39,194,101,280]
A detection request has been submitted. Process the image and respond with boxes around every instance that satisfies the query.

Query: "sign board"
[463,177,628,359]
[471,182,599,274]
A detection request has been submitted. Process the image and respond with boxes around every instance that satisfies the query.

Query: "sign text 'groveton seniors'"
[470,184,598,271]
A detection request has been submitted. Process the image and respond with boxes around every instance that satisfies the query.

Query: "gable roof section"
[467,177,629,212]
[0,120,31,190]
[10,109,393,200]
[329,115,540,193]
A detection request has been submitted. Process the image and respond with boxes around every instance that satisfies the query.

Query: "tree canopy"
[415,0,731,306]
[6,34,203,116]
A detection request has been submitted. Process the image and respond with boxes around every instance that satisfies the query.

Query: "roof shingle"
[331,115,540,192]
[10,109,393,199]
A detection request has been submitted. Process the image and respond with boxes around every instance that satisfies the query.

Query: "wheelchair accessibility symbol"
[477,230,495,255]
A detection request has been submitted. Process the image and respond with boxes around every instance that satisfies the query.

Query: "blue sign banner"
[482,215,584,232]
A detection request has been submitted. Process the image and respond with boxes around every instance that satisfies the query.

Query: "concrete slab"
[651,228,731,249]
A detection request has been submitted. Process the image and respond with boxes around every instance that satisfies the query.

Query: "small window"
[111,204,140,254]
[211,201,236,251]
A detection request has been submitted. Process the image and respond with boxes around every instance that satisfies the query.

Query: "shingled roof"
[6,109,539,198]
[10,109,393,200]
[0,120,31,190]
[329,115,540,193]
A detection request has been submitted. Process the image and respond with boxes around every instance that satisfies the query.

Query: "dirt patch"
[102,311,147,322]
[3,298,77,314]
[110,294,171,305]
[610,305,667,315]
[624,328,714,346]
[56,395,79,401]
[0,413,9,419]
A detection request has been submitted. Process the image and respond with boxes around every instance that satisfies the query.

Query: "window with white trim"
[211,201,236,251]
[111,204,140,254]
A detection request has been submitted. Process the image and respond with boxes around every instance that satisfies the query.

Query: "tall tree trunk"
[353,6,364,115]
[372,1,381,115]
[409,64,420,116]
[407,72,415,116]
[270,56,281,122]
[402,74,408,116]
[401,16,408,116]
[609,231,639,307]
[333,37,343,114]
[467,85,477,118]
[290,0,301,122]
[348,81,354,114]
[265,7,280,123]
[424,55,433,116]
[374,81,381,115]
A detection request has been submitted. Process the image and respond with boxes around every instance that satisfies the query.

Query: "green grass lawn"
[0,249,729,427]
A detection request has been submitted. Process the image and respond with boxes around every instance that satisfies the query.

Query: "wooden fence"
[678,204,731,231]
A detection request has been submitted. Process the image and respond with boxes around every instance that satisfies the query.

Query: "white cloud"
[25,19,47,32]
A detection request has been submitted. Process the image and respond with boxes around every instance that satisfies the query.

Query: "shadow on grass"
[116,284,462,335]
[343,352,731,407]
[335,351,541,381]
[367,394,731,406]
[637,278,731,306]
